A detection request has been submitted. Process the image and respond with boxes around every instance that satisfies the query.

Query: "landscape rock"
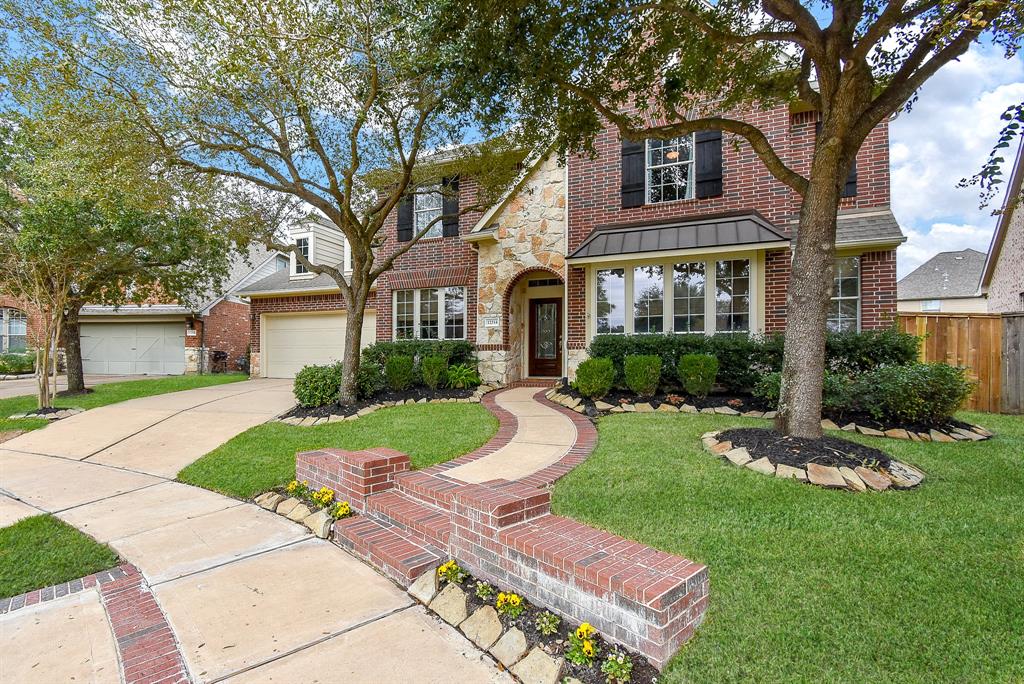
[429,582,469,626]
[776,464,807,481]
[286,503,312,522]
[356,405,378,417]
[884,428,911,440]
[634,402,654,412]
[821,419,840,431]
[657,403,679,413]
[856,425,885,437]
[841,423,857,431]
[282,416,303,426]
[699,407,716,415]
[929,429,955,443]
[854,466,891,491]
[806,463,847,488]
[408,569,439,605]
[746,457,775,475]
[917,431,931,441]
[275,497,302,516]
[724,447,752,467]
[594,401,614,411]
[609,406,625,413]
[460,606,503,649]
[489,627,528,668]
[971,425,993,437]
[762,410,778,420]
[710,440,734,455]
[621,404,636,412]
[511,647,563,684]
[742,410,764,418]
[303,509,333,538]
[887,461,926,488]
[680,404,698,414]
[255,492,284,510]
[953,427,985,441]
[714,405,740,415]
[838,466,866,492]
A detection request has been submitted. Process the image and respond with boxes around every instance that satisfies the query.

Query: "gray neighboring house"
[897,248,988,313]
[79,245,288,375]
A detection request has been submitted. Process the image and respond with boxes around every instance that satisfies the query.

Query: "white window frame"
[1,308,27,352]
[828,256,861,332]
[290,233,314,278]
[921,299,941,312]
[392,287,467,340]
[414,185,444,239]
[587,252,760,338]
[645,135,696,204]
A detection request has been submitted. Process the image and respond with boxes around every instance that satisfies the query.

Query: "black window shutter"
[842,160,858,197]
[397,193,413,242]
[621,139,645,208]
[442,176,460,237]
[694,130,723,199]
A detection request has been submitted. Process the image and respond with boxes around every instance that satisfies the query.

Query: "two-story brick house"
[237,105,905,383]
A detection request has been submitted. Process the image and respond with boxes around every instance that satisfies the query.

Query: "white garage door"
[262,311,376,378]
[81,322,186,375]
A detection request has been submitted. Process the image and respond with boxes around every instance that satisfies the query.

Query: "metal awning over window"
[567,212,789,263]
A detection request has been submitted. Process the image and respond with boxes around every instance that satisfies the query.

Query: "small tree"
[441,0,1022,437]
[3,0,536,403]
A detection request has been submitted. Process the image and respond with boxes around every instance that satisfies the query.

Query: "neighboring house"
[238,105,906,382]
[78,245,288,375]
[981,140,1024,313]
[896,249,988,313]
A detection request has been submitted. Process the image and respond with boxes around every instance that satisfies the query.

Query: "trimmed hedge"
[294,363,342,407]
[624,355,662,397]
[575,357,615,399]
[0,351,34,375]
[421,355,449,390]
[678,354,718,398]
[385,355,415,391]
[361,340,476,368]
[588,329,919,392]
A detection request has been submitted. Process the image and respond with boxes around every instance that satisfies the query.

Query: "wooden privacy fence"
[898,312,1023,414]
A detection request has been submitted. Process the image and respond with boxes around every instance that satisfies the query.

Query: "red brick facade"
[197,299,252,365]
[0,295,43,348]
[248,293,349,353]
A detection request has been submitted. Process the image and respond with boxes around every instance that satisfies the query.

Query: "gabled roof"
[897,248,987,301]
[982,139,1024,289]
[235,269,340,297]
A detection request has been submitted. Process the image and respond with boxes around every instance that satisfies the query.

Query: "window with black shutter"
[694,130,723,199]
[815,121,857,197]
[441,176,460,237]
[397,194,413,242]
[621,139,645,208]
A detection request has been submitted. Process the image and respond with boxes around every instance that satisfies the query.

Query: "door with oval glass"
[528,298,562,377]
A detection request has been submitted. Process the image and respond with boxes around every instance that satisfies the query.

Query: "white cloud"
[890,45,1024,277]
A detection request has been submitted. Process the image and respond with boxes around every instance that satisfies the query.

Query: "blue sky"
[889,44,1024,278]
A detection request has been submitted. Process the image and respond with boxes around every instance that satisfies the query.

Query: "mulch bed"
[283,387,476,419]
[456,574,659,684]
[718,427,891,470]
[823,410,979,436]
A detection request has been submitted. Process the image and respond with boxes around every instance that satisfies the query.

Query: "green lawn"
[0,373,247,433]
[179,402,499,499]
[552,411,1024,682]
[0,515,120,598]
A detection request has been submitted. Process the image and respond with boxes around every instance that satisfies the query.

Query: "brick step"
[393,470,462,509]
[365,490,450,552]
[333,515,443,586]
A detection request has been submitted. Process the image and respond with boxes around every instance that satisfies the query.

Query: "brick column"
[296,448,410,513]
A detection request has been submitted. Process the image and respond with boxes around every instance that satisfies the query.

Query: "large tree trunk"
[338,282,371,405]
[63,301,86,393]
[774,159,844,439]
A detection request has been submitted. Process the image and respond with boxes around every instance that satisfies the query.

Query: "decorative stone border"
[275,384,502,426]
[253,490,336,538]
[7,407,84,421]
[547,388,992,445]
[701,430,926,491]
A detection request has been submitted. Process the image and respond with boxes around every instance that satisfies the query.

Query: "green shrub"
[677,354,719,398]
[356,358,385,399]
[574,358,616,399]
[0,351,34,374]
[752,371,782,405]
[825,328,920,371]
[446,363,480,389]
[293,363,342,407]
[623,355,662,397]
[385,355,415,391]
[421,355,449,390]
[361,339,475,369]
[858,363,975,424]
[753,371,854,414]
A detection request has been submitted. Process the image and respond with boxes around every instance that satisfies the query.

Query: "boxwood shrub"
[361,340,475,368]
[356,358,385,399]
[574,357,616,399]
[624,355,662,397]
[677,354,719,398]
[385,355,415,391]
[293,362,342,407]
[421,355,449,390]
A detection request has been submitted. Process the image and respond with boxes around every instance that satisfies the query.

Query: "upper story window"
[1,308,27,352]
[828,257,860,332]
[293,237,310,275]
[646,136,694,204]
[414,186,443,239]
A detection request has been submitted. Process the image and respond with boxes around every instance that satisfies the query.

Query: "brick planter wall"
[296,447,410,513]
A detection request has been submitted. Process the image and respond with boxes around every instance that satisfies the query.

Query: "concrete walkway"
[445,386,577,483]
[0,379,509,683]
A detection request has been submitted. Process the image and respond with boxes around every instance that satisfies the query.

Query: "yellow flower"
[509,594,522,606]
[582,639,596,658]
[576,622,596,640]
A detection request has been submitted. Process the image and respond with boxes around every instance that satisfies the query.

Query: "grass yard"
[179,402,499,499]
[0,373,247,433]
[0,515,120,598]
[552,411,1024,682]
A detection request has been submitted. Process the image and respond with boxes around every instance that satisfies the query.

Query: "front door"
[529,298,562,377]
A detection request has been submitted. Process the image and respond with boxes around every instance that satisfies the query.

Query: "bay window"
[672,262,706,333]
[596,268,626,334]
[715,259,750,332]
[393,287,465,340]
[633,265,664,333]
[828,256,861,332]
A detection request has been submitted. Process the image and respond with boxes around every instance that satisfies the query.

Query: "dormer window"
[294,237,310,275]
[414,185,443,238]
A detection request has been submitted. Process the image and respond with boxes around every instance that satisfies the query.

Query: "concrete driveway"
[0,379,507,683]
[0,373,139,400]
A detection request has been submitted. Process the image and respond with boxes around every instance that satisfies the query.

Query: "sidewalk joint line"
[148,535,315,588]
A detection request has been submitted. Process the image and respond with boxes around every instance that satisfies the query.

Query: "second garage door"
[81,322,186,375]
[262,311,377,378]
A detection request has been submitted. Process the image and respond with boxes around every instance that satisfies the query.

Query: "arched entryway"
[502,267,565,380]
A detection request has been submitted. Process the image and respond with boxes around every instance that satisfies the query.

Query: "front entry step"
[333,515,442,586]
[365,490,450,551]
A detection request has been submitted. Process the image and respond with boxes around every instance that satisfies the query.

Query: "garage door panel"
[262,312,376,379]
[81,322,185,375]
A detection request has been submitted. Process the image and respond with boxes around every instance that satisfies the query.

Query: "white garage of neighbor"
[81,321,187,375]
[260,311,377,379]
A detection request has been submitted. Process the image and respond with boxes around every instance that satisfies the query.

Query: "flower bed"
[277,383,499,425]
[701,428,926,492]
[252,479,355,537]
[412,559,660,684]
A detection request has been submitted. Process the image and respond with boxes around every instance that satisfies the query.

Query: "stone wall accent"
[296,447,411,513]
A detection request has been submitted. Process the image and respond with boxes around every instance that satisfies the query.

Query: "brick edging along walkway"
[0,565,128,615]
